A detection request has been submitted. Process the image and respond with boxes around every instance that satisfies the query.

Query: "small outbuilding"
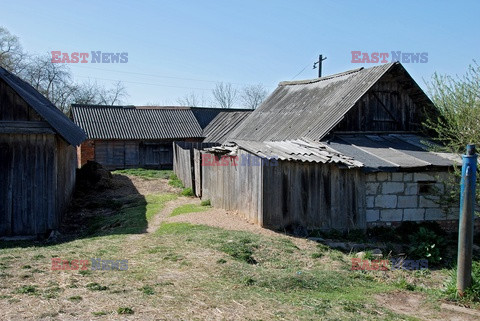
[0,67,86,237]
[199,62,460,231]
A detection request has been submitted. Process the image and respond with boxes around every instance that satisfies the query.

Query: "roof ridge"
[279,67,364,86]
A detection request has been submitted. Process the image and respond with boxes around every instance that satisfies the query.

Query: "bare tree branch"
[241,84,268,109]
[212,82,238,108]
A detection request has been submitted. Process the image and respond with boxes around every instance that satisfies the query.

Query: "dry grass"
[0,173,478,320]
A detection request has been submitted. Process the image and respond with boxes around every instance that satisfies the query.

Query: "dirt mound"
[76,161,113,191]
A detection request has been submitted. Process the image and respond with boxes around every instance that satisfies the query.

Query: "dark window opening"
[418,181,436,195]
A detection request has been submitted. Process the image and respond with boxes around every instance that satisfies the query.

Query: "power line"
[73,75,213,91]
[291,63,310,80]
[70,64,266,87]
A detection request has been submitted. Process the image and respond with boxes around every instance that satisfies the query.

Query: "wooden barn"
[198,62,460,231]
[0,67,86,238]
[72,105,252,170]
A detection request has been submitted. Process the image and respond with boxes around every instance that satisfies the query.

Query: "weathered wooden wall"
[173,141,219,192]
[200,149,366,231]
[0,78,78,237]
[0,133,78,236]
[333,73,425,133]
[262,161,366,230]
[93,140,173,170]
[201,149,264,225]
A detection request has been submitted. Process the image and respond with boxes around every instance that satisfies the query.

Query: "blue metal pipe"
[457,144,477,295]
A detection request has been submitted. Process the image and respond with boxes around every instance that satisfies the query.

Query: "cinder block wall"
[365,171,458,225]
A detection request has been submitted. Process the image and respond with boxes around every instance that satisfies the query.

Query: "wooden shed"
[0,67,86,237]
[198,62,460,231]
[72,105,252,170]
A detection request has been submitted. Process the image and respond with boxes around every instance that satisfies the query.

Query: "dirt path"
[375,292,480,321]
[146,196,198,233]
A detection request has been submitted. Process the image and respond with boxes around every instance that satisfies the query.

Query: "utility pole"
[457,144,477,296]
[313,54,327,78]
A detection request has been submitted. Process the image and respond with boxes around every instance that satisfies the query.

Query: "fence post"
[457,144,477,296]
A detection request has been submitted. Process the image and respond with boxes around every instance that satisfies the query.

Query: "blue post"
[457,144,477,295]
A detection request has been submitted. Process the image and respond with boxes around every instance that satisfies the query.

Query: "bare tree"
[212,82,238,108]
[0,26,27,74]
[0,27,128,113]
[241,84,268,109]
[177,91,208,107]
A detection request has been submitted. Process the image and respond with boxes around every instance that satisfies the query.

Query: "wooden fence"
[172,141,218,196]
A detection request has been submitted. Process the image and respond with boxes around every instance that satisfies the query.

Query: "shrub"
[408,227,446,265]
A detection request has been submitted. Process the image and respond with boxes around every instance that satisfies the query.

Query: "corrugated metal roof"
[325,134,458,172]
[71,105,203,140]
[212,139,364,168]
[0,67,86,146]
[191,107,251,129]
[203,110,253,143]
[227,62,433,142]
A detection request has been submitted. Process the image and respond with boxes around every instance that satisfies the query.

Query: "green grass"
[113,168,172,180]
[168,173,184,188]
[117,307,134,315]
[170,204,209,217]
[200,199,211,206]
[87,193,177,235]
[181,187,194,196]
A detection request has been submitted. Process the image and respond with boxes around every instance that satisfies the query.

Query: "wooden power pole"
[313,54,327,78]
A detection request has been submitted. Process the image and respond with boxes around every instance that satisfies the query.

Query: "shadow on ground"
[0,162,148,249]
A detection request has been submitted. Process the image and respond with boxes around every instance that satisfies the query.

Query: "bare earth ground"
[0,173,479,320]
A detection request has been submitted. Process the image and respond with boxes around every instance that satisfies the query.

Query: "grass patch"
[86,282,108,291]
[139,285,155,295]
[113,168,172,180]
[92,311,109,316]
[68,295,83,302]
[219,238,258,265]
[87,193,177,235]
[168,173,184,188]
[170,203,208,217]
[16,285,37,294]
[200,199,211,206]
[181,187,194,196]
[117,307,134,315]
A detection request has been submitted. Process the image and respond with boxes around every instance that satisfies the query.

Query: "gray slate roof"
[0,67,86,146]
[203,110,253,143]
[326,134,458,172]
[228,62,433,142]
[190,107,250,129]
[209,134,457,171]
[71,105,203,140]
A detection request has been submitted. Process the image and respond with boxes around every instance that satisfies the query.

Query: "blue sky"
[1,0,479,106]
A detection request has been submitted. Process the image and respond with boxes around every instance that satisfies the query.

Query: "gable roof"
[203,110,253,143]
[227,62,434,142]
[0,67,86,146]
[71,105,203,140]
[190,107,252,129]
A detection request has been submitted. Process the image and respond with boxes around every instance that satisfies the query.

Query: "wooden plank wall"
[55,138,77,228]
[262,161,366,230]
[173,141,219,192]
[201,149,263,224]
[0,133,57,236]
[173,142,193,189]
[332,73,422,133]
